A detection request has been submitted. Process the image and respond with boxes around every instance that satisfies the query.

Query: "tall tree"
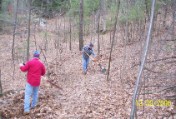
[106,0,120,81]
[69,16,72,50]
[172,0,176,56]
[79,0,84,51]
[144,0,149,20]
[0,0,1,7]
[0,0,2,31]
[97,5,100,55]
[130,0,156,118]
[27,0,32,60]
[12,0,19,61]
[100,0,106,33]
[96,0,107,33]
[96,0,107,55]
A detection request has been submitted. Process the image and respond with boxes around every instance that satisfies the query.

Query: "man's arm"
[20,62,29,72]
[91,49,96,57]
[41,64,46,76]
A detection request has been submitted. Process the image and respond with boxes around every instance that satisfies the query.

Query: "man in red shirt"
[20,51,46,114]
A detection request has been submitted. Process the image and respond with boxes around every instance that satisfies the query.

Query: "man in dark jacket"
[20,51,46,114]
[82,42,95,74]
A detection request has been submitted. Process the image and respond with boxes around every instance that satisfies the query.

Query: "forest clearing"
[0,0,175,119]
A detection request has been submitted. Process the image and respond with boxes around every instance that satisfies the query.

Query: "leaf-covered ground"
[0,17,175,118]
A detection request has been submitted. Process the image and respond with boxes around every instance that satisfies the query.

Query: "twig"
[0,69,2,97]
[144,67,162,74]
[162,39,176,41]
[46,80,63,90]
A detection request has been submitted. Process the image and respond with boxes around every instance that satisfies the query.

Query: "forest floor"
[0,17,176,119]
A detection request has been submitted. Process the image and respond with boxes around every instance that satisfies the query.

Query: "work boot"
[23,112,30,115]
[83,71,87,75]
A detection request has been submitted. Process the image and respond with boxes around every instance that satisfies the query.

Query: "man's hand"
[19,63,24,67]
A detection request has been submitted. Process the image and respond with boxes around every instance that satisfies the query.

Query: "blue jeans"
[82,56,90,73]
[24,83,39,112]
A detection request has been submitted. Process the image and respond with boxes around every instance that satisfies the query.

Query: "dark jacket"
[82,45,95,59]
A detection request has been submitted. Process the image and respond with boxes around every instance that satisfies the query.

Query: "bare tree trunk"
[79,0,84,51]
[130,22,133,42]
[55,16,61,74]
[11,0,19,80]
[119,0,128,82]
[96,0,106,33]
[126,22,129,42]
[125,0,130,43]
[171,0,176,38]
[130,0,156,118]
[69,16,72,50]
[97,9,100,55]
[12,0,19,61]
[34,23,38,50]
[0,0,1,11]
[0,0,2,31]
[95,8,100,33]
[163,4,167,27]
[101,0,106,33]
[64,16,66,43]
[107,0,120,81]
[109,17,113,44]
[109,30,112,44]
[44,26,48,53]
[172,0,176,56]
[26,0,32,61]
[144,0,149,20]
[120,18,128,82]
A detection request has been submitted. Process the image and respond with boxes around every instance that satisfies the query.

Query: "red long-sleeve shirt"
[20,58,46,86]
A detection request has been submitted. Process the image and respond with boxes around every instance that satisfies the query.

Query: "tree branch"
[131,56,176,68]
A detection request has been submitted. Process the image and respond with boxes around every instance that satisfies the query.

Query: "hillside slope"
[0,17,175,118]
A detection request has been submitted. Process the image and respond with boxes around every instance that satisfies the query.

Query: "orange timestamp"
[136,99,172,107]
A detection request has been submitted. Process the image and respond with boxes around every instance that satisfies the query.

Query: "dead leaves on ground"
[0,91,61,119]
